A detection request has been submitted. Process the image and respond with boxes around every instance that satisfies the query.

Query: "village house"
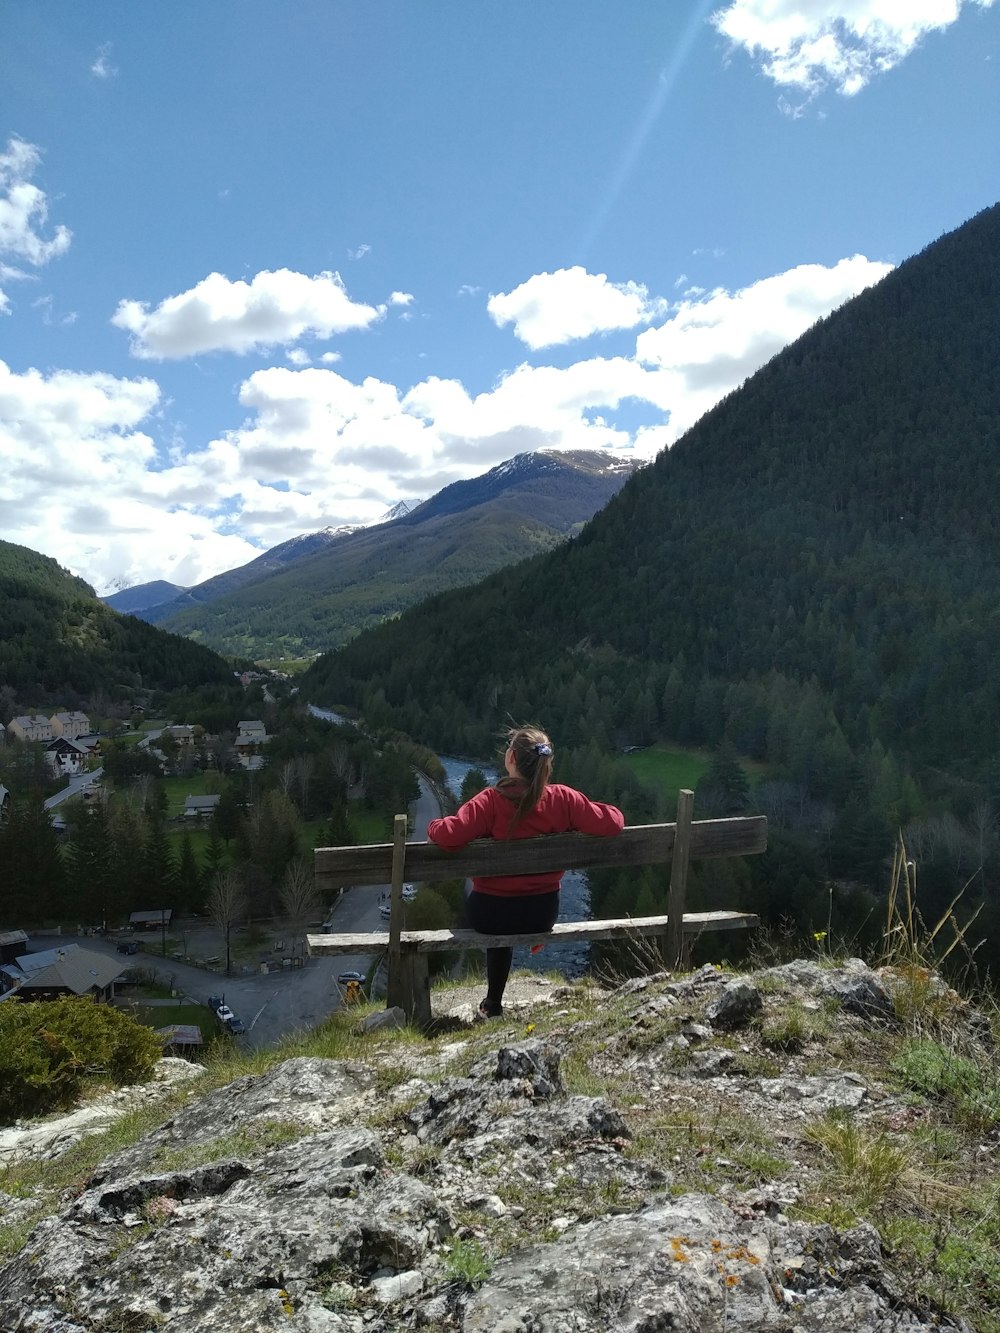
[0,721,6,745]
[8,715,53,743]
[0,944,125,1003]
[0,784,10,820]
[184,794,220,819]
[49,710,91,740]
[45,736,92,776]
[128,909,172,932]
[163,725,196,747]
[235,719,268,770]
[0,930,29,967]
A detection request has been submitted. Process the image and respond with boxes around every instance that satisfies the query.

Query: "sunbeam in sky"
[574,0,720,263]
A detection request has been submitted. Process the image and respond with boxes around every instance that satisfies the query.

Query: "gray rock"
[357,1006,407,1033]
[458,1193,970,1332]
[90,1056,370,1183]
[0,1127,451,1333]
[822,971,897,1023]
[706,980,763,1029]
[757,1074,868,1114]
[686,1049,736,1077]
[470,1040,564,1097]
[370,1267,424,1302]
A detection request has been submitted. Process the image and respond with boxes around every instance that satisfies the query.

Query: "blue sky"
[2,1,997,593]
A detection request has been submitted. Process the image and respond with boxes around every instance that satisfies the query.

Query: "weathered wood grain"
[306,909,759,956]
[313,815,767,890]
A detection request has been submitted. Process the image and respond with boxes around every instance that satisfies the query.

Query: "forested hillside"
[0,540,234,699]
[304,203,1000,930]
[155,450,637,659]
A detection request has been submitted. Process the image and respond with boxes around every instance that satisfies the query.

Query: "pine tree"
[176,833,202,913]
[0,794,67,926]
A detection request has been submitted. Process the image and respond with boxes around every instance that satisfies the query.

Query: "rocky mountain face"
[137,448,639,658]
[101,579,188,616]
[0,958,989,1331]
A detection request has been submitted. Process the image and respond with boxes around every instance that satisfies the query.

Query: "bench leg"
[398,946,431,1027]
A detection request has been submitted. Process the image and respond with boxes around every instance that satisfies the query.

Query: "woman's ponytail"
[498,724,554,832]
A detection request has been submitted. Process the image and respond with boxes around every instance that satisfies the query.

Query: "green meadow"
[620,744,711,802]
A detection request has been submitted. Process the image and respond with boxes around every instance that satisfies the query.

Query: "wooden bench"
[308,790,766,1025]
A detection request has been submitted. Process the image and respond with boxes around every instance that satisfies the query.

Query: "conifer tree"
[0,794,67,926]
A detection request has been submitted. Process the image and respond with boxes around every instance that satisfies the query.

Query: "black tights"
[466,890,560,1010]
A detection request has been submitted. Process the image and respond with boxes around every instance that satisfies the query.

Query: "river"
[308,704,592,977]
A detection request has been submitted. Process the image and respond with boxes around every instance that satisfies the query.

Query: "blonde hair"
[498,724,554,832]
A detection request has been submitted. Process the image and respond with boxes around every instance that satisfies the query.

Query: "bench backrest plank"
[313,814,767,891]
[307,909,759,956]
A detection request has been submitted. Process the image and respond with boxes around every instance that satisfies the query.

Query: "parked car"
[215,1004,236,1025]
[207,994,223,1012]
[402,883,418,901]
[116,941,139,955]
[226,1016,247,1035]
[337,970,366,985]
[379,903,392,918]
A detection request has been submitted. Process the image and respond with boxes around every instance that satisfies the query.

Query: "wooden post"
[385,813,408,1010]
[665,789,693,970]
[400,947,432,1026]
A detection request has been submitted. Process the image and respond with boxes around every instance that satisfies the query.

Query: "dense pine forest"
[304,203,1000,962]
[0,541,235,701]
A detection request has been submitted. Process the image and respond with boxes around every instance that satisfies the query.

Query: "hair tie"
[535,743,553,756]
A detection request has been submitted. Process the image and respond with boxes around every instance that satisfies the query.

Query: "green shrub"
[0,997,163,1123]
[891,1039,1000,1130]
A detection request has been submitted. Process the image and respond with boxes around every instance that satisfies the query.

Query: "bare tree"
[969,800,997,887]
[207,868,247,976]
[279,858,321,941]
[294,754,315,813]
[278,760,297,797]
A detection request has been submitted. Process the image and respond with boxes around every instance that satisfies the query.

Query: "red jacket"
[426,783,624,897]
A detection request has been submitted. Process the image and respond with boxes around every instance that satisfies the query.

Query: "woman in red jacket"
[426,724,624,1019]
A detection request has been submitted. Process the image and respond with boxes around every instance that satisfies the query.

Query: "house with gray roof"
[184,794,220,819]
[1,944,125,1002]
[50,711,91,740]
[8,715,52,743]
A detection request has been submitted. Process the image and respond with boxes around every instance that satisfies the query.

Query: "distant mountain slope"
[103,580,187,616]
[302,203,1000,784]
[155,450,639,659]
[0,540,233,698]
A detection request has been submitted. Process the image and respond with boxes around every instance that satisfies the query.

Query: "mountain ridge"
[146,448,639,659]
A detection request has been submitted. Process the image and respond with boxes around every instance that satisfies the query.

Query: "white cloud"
[91,43,117,79]
[348,243,371,260]
[712,0,997,98]
[488,266,669,350]
[0,138,71,310]
[286,348,311,366]
[636,253,892,435]
[8,251,894,592]
[457,283,481,297]
[111,268,385,360]
[389,290,414,306]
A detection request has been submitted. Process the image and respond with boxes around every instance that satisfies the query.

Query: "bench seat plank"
[314,817,767,890]
[307,910,758,956]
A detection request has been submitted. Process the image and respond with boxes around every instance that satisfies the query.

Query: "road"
[29,773,444,1051]
[43,767,104,810]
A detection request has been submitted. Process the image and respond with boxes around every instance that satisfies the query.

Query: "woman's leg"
[467,892,559,1014]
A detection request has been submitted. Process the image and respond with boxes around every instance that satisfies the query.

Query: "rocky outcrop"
[0,961,985,1332]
